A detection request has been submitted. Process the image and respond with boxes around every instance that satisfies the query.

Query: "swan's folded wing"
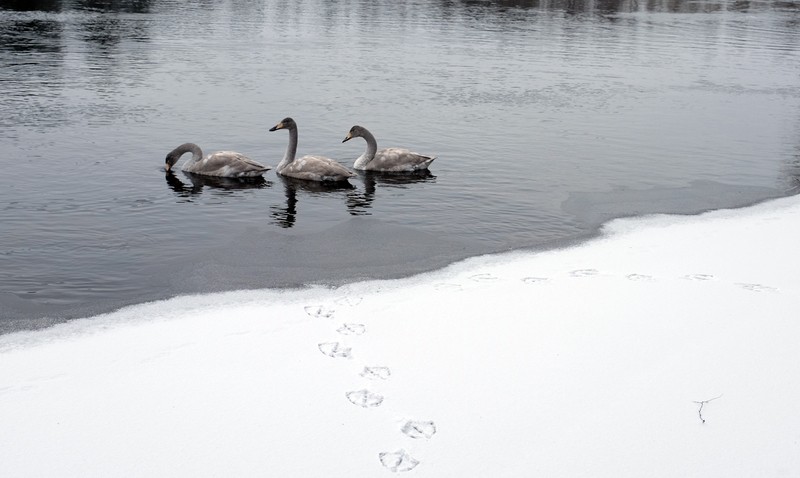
[203,151,270,176]
[282,155,355,181]
[371,148,436,172]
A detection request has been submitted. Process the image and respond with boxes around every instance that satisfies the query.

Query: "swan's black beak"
[165,162,172,172]
[269,123,283,132]
[342,132,353,143]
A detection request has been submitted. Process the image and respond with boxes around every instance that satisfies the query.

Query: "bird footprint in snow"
[337,323,366,335]
[683,274,714,281]
[361,366,391,380]
[401,420,437,439]
[570,269,598,277]
[736,283,777,292]
[318,342,351,359]
[305,305,335,319]
[379,449,419,472]
[522,276,549,283]
[626,273,654,281]
[346,389,384,408]
[469,273,498,282]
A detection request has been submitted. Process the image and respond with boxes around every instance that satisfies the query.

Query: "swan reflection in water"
[270,170,436,228]
[270,176,357,228]
[165,171,270,200]
[359,169,436,194]
[351,169,437,210]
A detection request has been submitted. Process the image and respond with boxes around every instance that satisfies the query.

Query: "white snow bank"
[1,196,799,477]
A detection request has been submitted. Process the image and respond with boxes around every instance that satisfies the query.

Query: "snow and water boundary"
[1,194,799,476]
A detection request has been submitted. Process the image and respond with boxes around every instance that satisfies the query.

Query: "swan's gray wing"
[279,155,355,182]
[185,151,270,177]
[367,148,436,172]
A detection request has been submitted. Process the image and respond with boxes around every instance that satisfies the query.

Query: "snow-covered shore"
[2,195,799,477]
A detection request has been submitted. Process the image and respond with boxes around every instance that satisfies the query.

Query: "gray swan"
[165,143,270,178]
[342,125,436,172]
[269,117,356,182]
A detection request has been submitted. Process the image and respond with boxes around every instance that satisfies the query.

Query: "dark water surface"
[1,0,799,332]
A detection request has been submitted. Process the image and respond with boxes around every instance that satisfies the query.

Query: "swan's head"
[269,117,296,132]
[342,125,367,143]
[165,143,201,171]
[164,151,179,171]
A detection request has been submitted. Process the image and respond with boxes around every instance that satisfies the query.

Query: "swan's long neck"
[184,143,203,164]
[354,129,378,169]
[167,142,203,170]
[277,127,298,172]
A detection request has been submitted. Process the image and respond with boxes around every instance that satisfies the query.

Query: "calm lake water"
[1,0,799,332]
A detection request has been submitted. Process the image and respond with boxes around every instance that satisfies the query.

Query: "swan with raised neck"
[164,142,269,178]
[342,125,436,172]
[269,117,355,182]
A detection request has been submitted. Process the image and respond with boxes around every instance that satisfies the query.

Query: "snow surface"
[1,196,799,477]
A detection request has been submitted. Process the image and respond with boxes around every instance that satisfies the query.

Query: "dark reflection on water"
[0,0,152,13]
[1,0,61,11]
[165,172,271,200]
[352,170,437,211]
[80,0,151,13]
[343,170,438,218]
[1,0,799,330]
[0,17,62,53]
[270,176,360,229]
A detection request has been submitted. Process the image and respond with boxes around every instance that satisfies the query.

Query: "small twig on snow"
[692,394,723,424]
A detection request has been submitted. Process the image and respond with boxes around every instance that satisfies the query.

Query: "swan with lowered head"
[269,117,356,182]
[165,143,270,178]
[342,125,436,172]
